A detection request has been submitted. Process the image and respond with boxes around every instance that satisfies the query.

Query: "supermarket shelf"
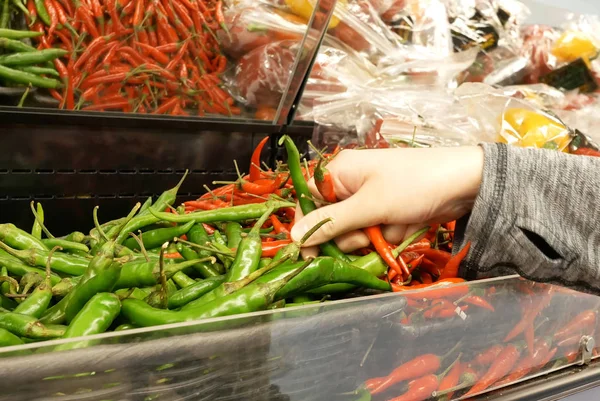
[479,359,600,401]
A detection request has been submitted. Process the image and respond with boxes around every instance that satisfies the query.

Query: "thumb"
[291,190,376,247]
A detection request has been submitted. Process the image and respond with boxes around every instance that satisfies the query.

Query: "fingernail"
[290,222,306,243]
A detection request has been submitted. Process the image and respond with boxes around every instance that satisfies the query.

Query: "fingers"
[291,188,380,247]
[295,203,319,258]
[334,230,370,253]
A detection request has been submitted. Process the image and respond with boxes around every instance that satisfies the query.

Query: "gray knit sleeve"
[455,143,600,294]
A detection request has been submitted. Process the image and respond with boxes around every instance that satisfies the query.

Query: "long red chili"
[365,354,443,395]
[314,158,337,203]
[439,241,471,279]
[250,136,269,182]
[464,344,522,397]
[554,310,596,341]
[261,240,292,257]
[573,147,600,157]
[364,226,409,278]
[392,278,468,299]
[473,345,504,367]
[387,374,440,401]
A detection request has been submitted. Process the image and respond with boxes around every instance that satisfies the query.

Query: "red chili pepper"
[153,96,180,114]
[420,272,433,284]
[504,288,554,342]
[439,241,471,279]
[404,239,432,253]
[106,0,125,33]
[135,41,170,65]
[82,99,131,111]
[132,0,144,26]
[538,347,558,368]
[465,344,522,397]
[416,248,452,266]
[52,0,68,25]
[26,0,37,24]
[437,362,462,400]
[74,34,115,70]
[261,240,292,257]
[387,374,440,401]
[434,305,468,319]
[170,0,194,29]
[554,310,596,341]
[77,6,101,38]
[155,42,178,53]
[314,158,337,203]
[165,40,189,71]
[249,136,269,182]
[473,345,504,367]
[163,252,183,259]
[44,0,59,37]
[573,147,600,157]
[269,215,289,236]
[365,226,410,278]
[497,337,553,386]
[462,295,495,311]
[423,299,452,319]
[215,0,227,31]
[393,278,468,300]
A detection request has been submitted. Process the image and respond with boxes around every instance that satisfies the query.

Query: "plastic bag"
[455,83,574,151]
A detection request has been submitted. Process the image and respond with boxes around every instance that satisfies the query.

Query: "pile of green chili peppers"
[0,138,391,351]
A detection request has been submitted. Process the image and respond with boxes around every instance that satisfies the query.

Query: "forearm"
[456,143,600,294]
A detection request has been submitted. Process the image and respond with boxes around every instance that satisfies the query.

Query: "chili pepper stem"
[129,231,150,262]
[0,276,19,293]
[392,227,430,258]
[93,206,110,241]
[432,373,477,398]
[29,201,54,238]
[440,340,463,363]
[157,242,169,308]
[176,238,233,256]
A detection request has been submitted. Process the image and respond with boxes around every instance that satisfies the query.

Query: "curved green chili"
[181,255,292,311]
[123,220,194,251]
[257,257,391,299]
[225,205,273,282]
[122,258,311,327]
[0,223,47,251]
[172,271,196,288]
[148,199,296,224]
[41,238,89,253]
[31,202,44,240]
[113,257,214,290]
[0,253,61,285]
[0,242,87,276]
[0,49,68,66]
[13,246,58,318]
[177,244,220,278]
[0,29,41,39]
[279,136,348,262]
[34,0,51,25]
[55,293,121,351]
[64,231,86,243]
[168,275,226,309]
[0,312,64,339]
[0,327,24,346]
[225,222,243,250]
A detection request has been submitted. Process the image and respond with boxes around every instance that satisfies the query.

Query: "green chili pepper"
[211,231,233,269]
[63,231,86,243]
[226,205,273,282]
[121,258,312,327]
[0,28,43,39]
[31,202,44,240]
[0,312,64,339]
[115,287,153,301]
[188,224,211,253]
[0,38,37,53]
[51,276,81,297]
[172,271,196,288]
[0,223,47,251]
[313,228,429,294]
[41,239,89,253]
[167,275,225,309]
[0,327,24,346]
[225,222,243,250]
[259,257,391,300]
[0,64,63,88]
[241,226,273,234]
[34,0,51,25]
[139,197,153,215]
[114,323,137,331]
[181,255,292,311]
[18,66,60,77]
[259,258,272,268]
[113,257,214,290]
[55,293,121,351]
[123,220,194,251]
[0,267,16,311]
[177,244,220,278]
[0,49,68,66]
[19,272,42,294]
[147,199,296,225]
[279,136,348,261]
[0,253,61,286]
[0,242,88,276]
[13,247,57,318]
[0,0,9,30]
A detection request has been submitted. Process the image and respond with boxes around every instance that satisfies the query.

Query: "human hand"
[290,146,484,254]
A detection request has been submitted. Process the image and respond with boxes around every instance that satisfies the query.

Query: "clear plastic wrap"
[456,82,574,151]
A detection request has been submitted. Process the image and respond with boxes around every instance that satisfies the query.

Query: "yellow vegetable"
[552,31,598,63]
[284,0,347,30]
[500,108,571,151]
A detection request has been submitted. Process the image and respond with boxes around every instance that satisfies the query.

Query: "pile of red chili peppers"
[26,0,236,115]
